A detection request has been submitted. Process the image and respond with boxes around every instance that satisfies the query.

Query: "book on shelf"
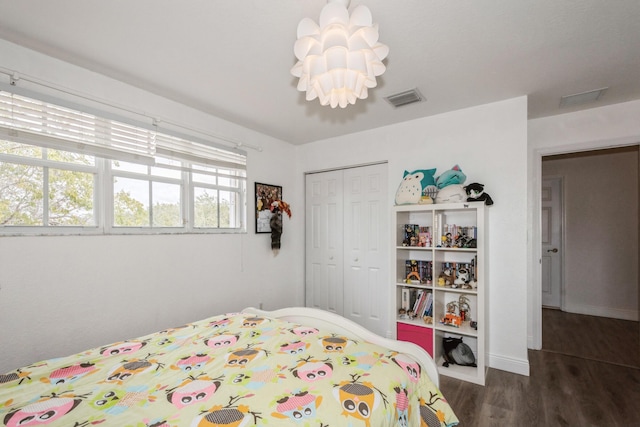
[401,288,411,311]
[405,260,420,283]
[403,224,420,246]
[412,289,424,314]
[405,259,433,284]
[423,292,433,317]
[413,291,433,318]
[418,226,431,247]
[415,291,426,316]
[418,260,433,284]
[435,213,443,244]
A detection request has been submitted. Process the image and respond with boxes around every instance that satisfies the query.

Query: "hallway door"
[541,177,563,308]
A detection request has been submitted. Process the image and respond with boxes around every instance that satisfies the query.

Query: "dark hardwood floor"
[542,308,639,368]
[438,309,640,426]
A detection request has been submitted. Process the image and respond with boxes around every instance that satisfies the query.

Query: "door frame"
[541,175,565,310]
[529,137,640,350]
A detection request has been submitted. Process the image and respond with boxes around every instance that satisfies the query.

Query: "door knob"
[547,248,558,253]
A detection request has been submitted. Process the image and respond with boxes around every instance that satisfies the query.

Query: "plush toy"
[433,165,467,203]
[463,279,477,290]
[436,164,466,189]
[439,267,454,287]
[464,182,494,205]
[453,268,470,288]
[435,184,466,204]
[394,168,437,205]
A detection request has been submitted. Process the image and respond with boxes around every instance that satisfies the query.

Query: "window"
[0,141,98,227]
[0,91,247,234]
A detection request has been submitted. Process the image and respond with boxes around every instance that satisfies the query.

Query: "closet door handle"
[547,248,558,253]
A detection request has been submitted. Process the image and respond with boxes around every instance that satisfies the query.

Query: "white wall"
[543,148,638,320]
[296,97,531,376]
[0,40,306,373]
[527,99,640,349]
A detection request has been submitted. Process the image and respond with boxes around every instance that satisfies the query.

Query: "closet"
[305,163,389,337]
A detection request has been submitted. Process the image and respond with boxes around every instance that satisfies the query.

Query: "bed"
[0,307,458,426]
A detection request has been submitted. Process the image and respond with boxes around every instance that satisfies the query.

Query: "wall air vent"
[384,88,424,108]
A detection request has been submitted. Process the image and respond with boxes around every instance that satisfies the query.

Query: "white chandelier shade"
[291,0,389,108]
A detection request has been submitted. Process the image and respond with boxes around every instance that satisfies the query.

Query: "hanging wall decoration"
[255,182,282,233]
[269,199,292,254]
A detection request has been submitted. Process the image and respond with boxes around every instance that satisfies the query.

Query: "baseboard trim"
[489,353,530,377]
[563,303,638,321]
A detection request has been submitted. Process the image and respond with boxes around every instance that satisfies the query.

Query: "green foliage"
[195,191,218,227]
[0,161,43,225]
[153,202,182,227]
[1,141,232,229]
[114,190,149,226]
[49,168,94,226]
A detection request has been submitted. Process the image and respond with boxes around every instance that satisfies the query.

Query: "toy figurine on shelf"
[440,233,453,248]
[440,266,454,287]
[458,295,471,322]
[446,301,458,313]
[440,300,461,327]
[441,313,462,327]
[454,267,470,288]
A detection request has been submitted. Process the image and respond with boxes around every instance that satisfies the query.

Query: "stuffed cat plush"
[436,164,466,189]
[464,182,494,205]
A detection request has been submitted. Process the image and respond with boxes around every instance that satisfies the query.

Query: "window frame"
[0,147,247,236]
[0,89,248,236]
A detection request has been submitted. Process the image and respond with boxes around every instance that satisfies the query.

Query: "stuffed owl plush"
[394,169,437,205]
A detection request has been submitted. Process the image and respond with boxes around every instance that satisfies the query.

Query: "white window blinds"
[0,90,247,169]
[0,91,156,164]
[155,132,247,170]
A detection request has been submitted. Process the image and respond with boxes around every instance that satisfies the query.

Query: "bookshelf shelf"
[392,202,487,385]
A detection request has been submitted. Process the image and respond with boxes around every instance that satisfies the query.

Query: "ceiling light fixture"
[291,0,389,109]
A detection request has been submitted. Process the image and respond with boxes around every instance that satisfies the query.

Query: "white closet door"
[305,164,389,337]
[305,170,344,315]
[342,164,389,337]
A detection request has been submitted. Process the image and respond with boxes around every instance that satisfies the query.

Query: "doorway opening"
[540,146,639,366]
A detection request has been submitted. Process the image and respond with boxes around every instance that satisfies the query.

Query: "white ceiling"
[0,1,638,145]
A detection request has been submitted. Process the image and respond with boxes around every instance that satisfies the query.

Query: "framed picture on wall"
[255,182,282,233]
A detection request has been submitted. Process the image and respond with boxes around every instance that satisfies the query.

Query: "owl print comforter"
[0,312,458,427]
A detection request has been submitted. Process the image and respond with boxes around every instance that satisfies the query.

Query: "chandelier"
[291,0,389,109]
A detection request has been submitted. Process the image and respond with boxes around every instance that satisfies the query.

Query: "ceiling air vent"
[559,87,608,108]
[384,88,424,108]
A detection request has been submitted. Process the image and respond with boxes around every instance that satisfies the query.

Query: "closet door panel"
[342,164,389,337]
[305,170,344,315]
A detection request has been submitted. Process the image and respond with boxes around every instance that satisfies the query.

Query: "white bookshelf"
[392,202,488,385]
